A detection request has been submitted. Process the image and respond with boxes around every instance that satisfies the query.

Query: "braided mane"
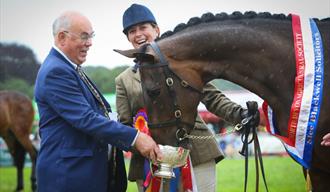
[159,11,327,40]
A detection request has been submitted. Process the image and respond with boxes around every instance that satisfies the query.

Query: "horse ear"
[136,53,155,62]
[113,49,137,58]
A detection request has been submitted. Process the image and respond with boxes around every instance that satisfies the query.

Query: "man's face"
[127,23,159,49]
[62,17,94,65]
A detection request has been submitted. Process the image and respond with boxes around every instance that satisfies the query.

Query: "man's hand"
[134,132,162,162]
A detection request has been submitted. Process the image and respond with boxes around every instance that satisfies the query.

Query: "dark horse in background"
[116,12,330,191]
[0,90,37,191]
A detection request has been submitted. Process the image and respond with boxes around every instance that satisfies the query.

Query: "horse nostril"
[147,87,160,98]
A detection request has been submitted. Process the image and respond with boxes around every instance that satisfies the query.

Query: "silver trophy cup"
[151,145,190,179]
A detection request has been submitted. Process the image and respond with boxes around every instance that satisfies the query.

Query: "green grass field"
[0,156,306,192]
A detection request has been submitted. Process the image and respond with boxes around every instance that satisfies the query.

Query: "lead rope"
[183,120,269,192]
[182,123,242,139]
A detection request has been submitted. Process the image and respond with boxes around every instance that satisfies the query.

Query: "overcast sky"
[1,0,329,69]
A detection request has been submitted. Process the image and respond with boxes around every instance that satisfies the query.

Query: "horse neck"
[161,19,296,130]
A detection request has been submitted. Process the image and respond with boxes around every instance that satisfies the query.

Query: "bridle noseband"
[139,41,202,141]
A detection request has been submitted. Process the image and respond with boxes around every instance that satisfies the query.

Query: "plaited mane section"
[159,11,292,40]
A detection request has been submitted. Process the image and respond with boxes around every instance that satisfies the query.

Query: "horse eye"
[146,87,161,99]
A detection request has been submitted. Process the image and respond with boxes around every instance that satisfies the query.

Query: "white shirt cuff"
[131,131,140,146]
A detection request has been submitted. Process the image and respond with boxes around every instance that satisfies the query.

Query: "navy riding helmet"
[122,4,157,34]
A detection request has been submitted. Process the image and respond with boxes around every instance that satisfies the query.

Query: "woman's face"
[127,23,160,49]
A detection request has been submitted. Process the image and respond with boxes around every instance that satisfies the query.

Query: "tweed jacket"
[115,67,244,181]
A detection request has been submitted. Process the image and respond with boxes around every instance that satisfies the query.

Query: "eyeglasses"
[63,31,95,42]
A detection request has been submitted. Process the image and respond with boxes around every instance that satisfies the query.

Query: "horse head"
[115,44,203,148]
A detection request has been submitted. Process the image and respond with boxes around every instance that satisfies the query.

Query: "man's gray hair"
[52,14,71,37]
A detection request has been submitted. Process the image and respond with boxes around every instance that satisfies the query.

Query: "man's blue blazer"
[34,48,137,191]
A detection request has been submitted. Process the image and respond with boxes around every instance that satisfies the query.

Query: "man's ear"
[57,31,67,46]
[59,31,65,38]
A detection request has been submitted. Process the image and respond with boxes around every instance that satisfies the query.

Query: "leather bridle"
[138,41,203,141]
[137,42,269,192]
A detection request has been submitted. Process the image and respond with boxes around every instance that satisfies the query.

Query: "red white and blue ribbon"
[263,14,324,169]
[134,108,197,191]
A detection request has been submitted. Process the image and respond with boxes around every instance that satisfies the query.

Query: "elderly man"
[34,11,161,192]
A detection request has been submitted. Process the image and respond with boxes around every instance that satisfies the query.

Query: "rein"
[239,116,269,192]
[139,42,202,141]
[185,115,269,192]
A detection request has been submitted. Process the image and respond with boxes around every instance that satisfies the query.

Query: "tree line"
[0,42,242,99]
[0,42,130,98]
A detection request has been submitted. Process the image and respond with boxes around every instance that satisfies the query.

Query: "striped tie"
[76,65,110,117]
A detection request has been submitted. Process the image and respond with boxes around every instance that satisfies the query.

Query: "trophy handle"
[149,161,155,176]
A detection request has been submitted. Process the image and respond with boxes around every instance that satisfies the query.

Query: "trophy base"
[153,163,175,179]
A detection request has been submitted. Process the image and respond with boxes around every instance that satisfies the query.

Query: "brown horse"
[0,90,37,191]
[116,12,330,191]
